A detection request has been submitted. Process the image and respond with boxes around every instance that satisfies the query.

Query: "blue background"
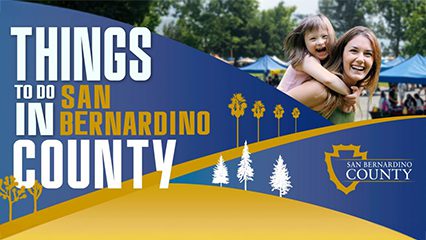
[174,118,426,239]
[0,1,329,224]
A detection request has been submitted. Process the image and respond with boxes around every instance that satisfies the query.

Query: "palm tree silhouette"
[252,100,266,142]
[273,104,284,136]
[228,93,247,147]
[292,107,300,132]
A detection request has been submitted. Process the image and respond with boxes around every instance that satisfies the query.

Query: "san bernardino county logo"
[325,145,413,195]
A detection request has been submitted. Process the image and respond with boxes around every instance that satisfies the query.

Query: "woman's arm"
[299,55,350,95]
[286,80,329,109]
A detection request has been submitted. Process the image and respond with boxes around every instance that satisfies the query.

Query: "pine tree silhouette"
[237,141,254,191]
[212,155,229,187]
[270,155,292,197]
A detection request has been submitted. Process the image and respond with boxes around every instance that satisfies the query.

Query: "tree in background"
[252,2,296,58]
[369,0,415,57]
[162,0,205,51]
[270,155,292,197]
[273,104,284,137]
[404,0,426,56]
[164,0,259,60]
[28,0,171,30]
[319,0,371,37]
[0,176,27,221]
[205,0,259,61]
[28,180,43,213]
[320,0,425,57]
[237,141,254,191]
[164,0,296,60]
[212,155,229,187]
[28,0,425,59]
[228,93,248,147]
[251,100,266,142]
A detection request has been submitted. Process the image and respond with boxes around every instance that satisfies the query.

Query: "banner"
[0,1,424,239]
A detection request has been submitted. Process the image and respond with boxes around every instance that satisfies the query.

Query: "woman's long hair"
[319,26,382,118]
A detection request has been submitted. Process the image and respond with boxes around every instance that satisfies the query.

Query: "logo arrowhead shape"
[325,145,368,195]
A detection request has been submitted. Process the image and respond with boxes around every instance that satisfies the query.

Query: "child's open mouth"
[316,47,326,53]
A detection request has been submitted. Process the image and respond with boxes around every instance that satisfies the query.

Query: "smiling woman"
[343,35,374,85]
[287,26,382,124]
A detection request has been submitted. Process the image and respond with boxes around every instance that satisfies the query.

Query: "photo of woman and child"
[277,14,381,124]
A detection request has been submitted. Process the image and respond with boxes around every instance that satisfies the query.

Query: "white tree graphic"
[270,155,292,197]
[212,155,229,187]
[237,141,254,191]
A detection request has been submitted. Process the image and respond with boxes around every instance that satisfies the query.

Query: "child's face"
[304,28,329,61]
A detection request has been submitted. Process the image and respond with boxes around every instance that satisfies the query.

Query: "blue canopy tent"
[271,55,289,68]
[380,54,426,84]
[240,55,287,76]
[380,56,405,72]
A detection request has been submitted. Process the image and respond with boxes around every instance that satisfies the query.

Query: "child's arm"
[299,55,350,95]
[287,80,328,109]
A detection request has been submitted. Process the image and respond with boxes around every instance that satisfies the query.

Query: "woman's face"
[342,35,374,85]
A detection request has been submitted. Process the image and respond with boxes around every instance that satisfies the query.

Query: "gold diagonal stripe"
[0,115,424,238]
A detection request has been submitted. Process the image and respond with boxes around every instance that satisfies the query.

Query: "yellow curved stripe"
[3,184,413,239]
[0,116,422,238]
[171,115,426,179]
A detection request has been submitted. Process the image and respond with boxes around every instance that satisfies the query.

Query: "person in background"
[419,84,426,97]
[397,83,407,105]
[272,74,280,87]
[388,84,398,109]
[266,75,273,86]
[404,94,416,114]
[414,93,424,114]
[379,91,390,113]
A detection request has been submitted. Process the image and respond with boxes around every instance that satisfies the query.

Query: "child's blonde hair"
[284,14,336,67]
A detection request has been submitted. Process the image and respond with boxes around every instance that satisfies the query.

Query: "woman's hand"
[342,86,364,113]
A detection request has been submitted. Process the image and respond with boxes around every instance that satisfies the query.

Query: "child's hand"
[350,86,363,98]
[342,86,364,113]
